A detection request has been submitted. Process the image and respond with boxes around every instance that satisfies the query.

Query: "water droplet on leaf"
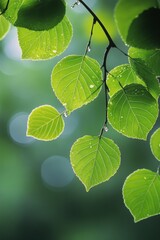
[89,84,95,89]
[103,126,108,132]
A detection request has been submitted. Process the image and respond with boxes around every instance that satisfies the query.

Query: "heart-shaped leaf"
[18,16,72,60]
[108,84,158,139]
[123,169,160,222]
[70,135,121,191]
[27,105,64,141]
[51,55,102,113]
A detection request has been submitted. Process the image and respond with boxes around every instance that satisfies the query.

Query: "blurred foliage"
[0,0,160,239]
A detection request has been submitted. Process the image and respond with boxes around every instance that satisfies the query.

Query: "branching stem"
[79,0,116,47]
[77,0,130,137]
[85,17,96,55]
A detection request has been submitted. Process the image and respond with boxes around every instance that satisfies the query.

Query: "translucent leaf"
[0,15,10,40]
[70,135,121,191]
[150,128,160,161]
[123,169,160,222]
[107,64,145,97]
[127,8,160,49]
[108,84,158,140]
[51,55,102,113]
[18,16,72,60]
[115,0,157,45]
[0,0,23,24]
[27,105,64,141]
[129,48,160,76]
[129,58,160,99]
[0,0,65,31]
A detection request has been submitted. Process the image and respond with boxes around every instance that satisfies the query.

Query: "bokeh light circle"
[8,112,34,144]
[41,156,74,188]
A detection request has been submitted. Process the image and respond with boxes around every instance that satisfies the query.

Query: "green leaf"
[108,84,158,140]
[150,128,160,161]
[123,169,160,222]
[129,47,160,76]
[0,0,23,24]
[51,55,102,113]
[0,15,10,40]
[18,16,72,60]
[107,64,145,97]
[115,0,157,45]
[129,58,160,99]
[70,135,121,191]
[0,0,65,31]
[127,8,160,49]
[27,105,64,141]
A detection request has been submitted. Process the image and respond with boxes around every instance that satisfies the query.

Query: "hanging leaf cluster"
[0,0,160,222]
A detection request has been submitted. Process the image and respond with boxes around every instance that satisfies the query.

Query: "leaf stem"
[85,17,96,55]
[79,0,116,47]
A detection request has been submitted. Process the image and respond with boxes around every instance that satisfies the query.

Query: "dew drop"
[87,46,91,52]
[120,116,123,119]
[89,84,95,89]
[144,177,147,180]
[71,1,80,8]
[63,111,68,118]
[159,144,160,147]
[52,50,57,53]
[103,126,108,132]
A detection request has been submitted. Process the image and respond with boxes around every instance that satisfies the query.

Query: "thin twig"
[79,0,116,47]
[99,44,112,138]
[84,17,96,55]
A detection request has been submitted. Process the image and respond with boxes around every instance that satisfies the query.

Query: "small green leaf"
[70,135,121,191]
[123,169,160,222]
[27,105,64,141]
[115,0,157,45]
[0,15,10,40]
[107,64,145,97]
[18,16,72,60]
[129,47,160,76]
[0,0,66,31]
[127,8,160,49]
[108,84,158,140]
[129,58,160,99]
[150,128,160,161]
[51,55,102,113]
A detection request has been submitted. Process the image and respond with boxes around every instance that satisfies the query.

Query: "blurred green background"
[0,0,159,239]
